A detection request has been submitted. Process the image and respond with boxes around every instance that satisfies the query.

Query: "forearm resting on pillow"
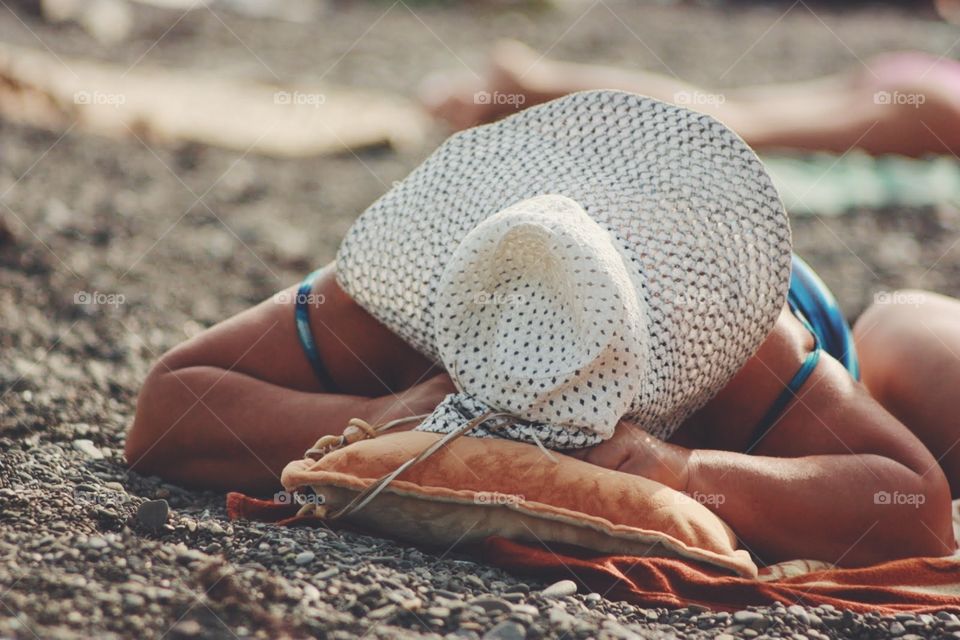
[125,365,435,494]
[686,449,956,566]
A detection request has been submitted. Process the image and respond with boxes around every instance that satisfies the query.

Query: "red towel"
[482,536,960,614]
[225,492,308,526]
[226,492,960,613]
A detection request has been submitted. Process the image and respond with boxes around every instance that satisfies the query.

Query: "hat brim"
[337,90,791,440]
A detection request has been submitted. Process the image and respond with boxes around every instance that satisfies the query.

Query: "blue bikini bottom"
[748,255,860,448]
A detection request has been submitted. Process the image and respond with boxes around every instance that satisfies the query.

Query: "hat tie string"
[295,410,520,519]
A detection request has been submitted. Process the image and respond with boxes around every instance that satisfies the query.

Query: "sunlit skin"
[127,263,960,567]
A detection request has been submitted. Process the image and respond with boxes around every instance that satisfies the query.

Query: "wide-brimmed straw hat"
[336,90,791,449]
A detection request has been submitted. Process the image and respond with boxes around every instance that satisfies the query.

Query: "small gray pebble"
[313,567,339,580]
[468,596,512,614]
[86,536,108,550]
[294,551,315,565]
[482,620,525,640]
[540,580,577,598]
[136,499,169,530]
[123,593,146,608]
[732,611,767,628]
[170,620,203,637]
[464,575,486,590]
[72,439,103,459]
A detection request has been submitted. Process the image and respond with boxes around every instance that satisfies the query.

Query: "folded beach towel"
[226,491,960,613]
[481,534,960,614]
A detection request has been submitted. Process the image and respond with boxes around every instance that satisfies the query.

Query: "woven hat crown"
[435,194,648,440]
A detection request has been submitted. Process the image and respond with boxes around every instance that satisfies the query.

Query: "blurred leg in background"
[421,40,960,157]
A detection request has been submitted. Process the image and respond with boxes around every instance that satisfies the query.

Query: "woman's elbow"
[877,469,955,560]
[124,359,184,476]
[915,470,955,555]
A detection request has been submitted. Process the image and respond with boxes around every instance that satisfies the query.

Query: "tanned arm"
[575,357,955,566]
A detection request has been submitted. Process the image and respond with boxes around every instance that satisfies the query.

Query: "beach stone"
[464,575,487,590]
[368,604,397,620]
[904,620,925,633]
[888,621,906,636]
[469,596,512,614]
[123,593,146,608]
[540,580,577,598]
[732,611,768,629]
[547,606,576,631]
[820,614,843,629]
[483,620,525,640]
[788,605,811,626]
[314,567,339,580]
[294,551,315,565]
[86,536,108,550]
[202,521,226,535]
[72,439,104,459]
[136,499,169,530]
[170,620,203,637]
[602,620,636,639]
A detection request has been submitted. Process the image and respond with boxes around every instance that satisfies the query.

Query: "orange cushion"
[282,431,757,578]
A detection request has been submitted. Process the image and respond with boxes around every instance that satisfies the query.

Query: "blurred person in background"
[421,40,960,157]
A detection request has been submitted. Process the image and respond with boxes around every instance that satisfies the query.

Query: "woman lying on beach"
[127,90,960,569]
[421,41,960,157]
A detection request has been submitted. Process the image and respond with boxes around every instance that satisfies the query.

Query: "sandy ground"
[3,1,960,638]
